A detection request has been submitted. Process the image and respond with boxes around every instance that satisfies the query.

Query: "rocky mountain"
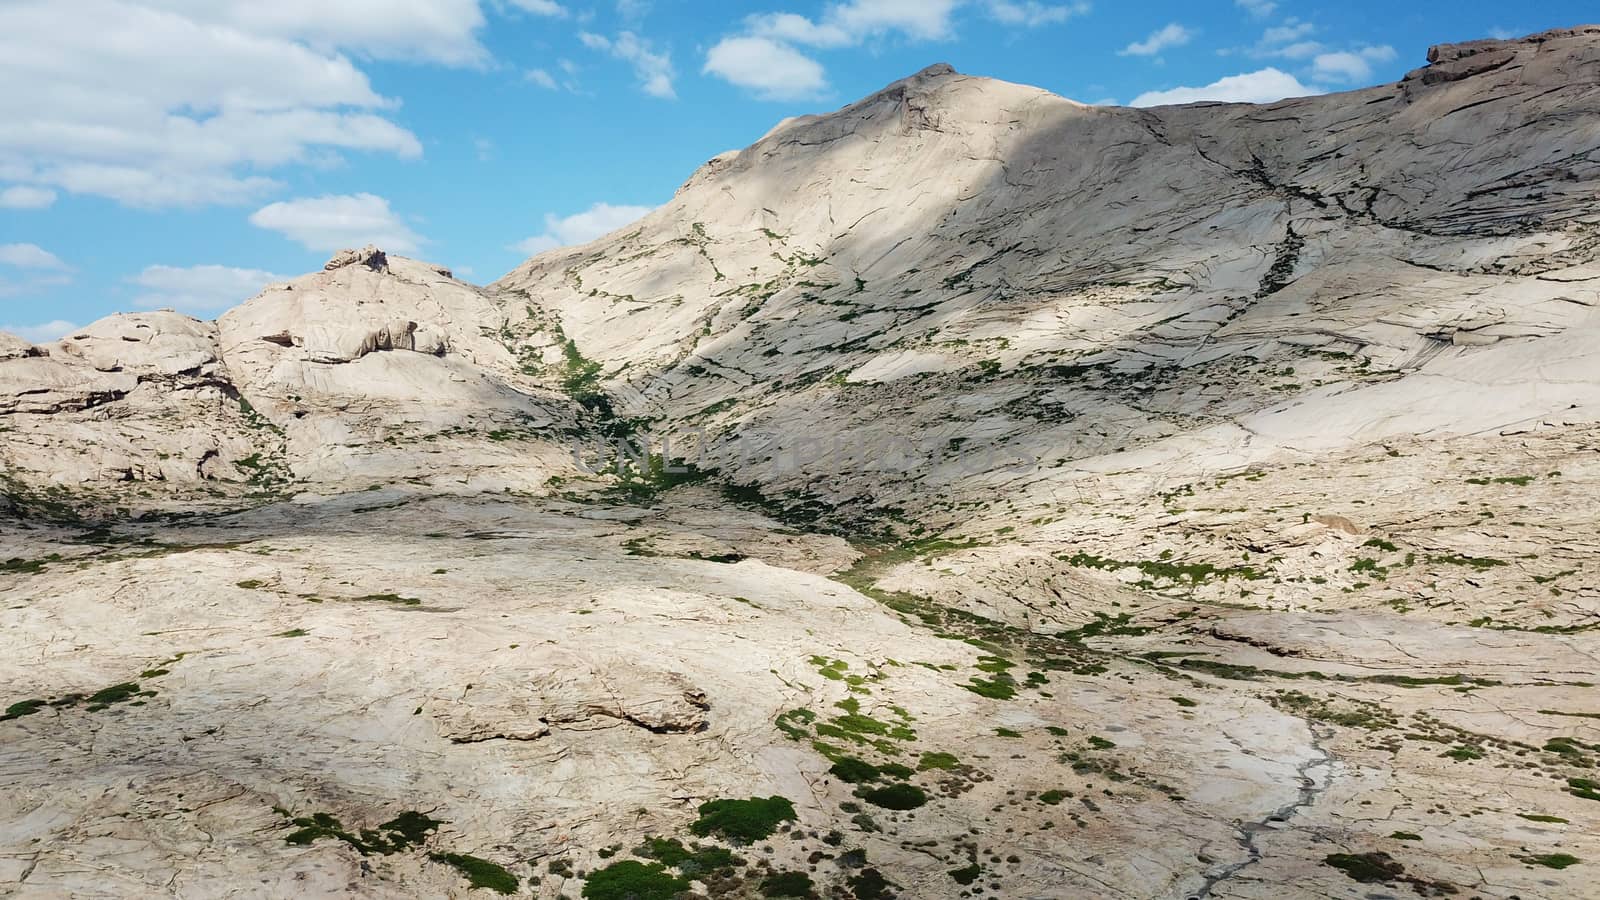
[3,26,1599,900]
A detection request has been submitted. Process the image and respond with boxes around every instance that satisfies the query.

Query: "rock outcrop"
[3,27,1599,900]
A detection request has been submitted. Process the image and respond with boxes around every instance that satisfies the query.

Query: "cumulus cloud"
[1312,46,1398,84]
[1235,0,1277,18]
[249,194,424,254]
[1121,23,1194,57]
[1131,68,1318,107]
[0,244,71,303]
[581,31,676,99]
[704,37,830,100]
[0,186,57,210]
[129,264,289,313]
[514,202,656,256]
[0,0,481,208]
[0,243,68,270]
[0,320,79,344]
[720,0,1080,100]
[139,0,491,65]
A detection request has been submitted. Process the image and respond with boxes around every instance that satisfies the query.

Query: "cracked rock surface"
[4,26,1600,900]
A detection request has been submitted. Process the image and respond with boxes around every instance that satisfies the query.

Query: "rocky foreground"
[4,26,1600,900]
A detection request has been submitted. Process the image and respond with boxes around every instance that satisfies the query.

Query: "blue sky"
[1,0,1591,341]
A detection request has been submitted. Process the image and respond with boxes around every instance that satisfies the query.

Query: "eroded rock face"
[428,655,710,743]
[324,244,389,273]
[1,254,581,497]
[3,26,1600,900]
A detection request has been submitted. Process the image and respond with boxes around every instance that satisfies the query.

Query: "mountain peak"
[909,62,958,79]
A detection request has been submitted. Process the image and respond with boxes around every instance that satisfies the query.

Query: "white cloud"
[727,0,1033,99]
[1131,68,1318,107]
[1121,23,1194,57]
[514,202,656,255]
[0,0,479,208]
[526,68,559,89]
[249,193,424,254]
[1236,0,1276,18]
[129,264,288,313]
[616,0,651,22]
[747,12,853,47]
[747,0,962,47]
[1312,52,1370,83]
[722,0,1082,101]
[580,31,676,99]
[140,0,491,65]
[0,243,68,270]
[704,37,829,100]
[1311,45,1398,84]
[502,0,567,16]
[1262,21,1316,45]
[0,185,56,209]
[0,320,79,344]
[983,1,1089,27]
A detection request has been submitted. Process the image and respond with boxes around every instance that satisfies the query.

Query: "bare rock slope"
[4,27,1600,900]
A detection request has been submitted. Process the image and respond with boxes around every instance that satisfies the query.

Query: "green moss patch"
[1521,853,1580,870]
[635,837,740,876]
[1567,777,1600,801]
[431,852,518,894]
[583,861,689,900]
[949,863,981,885]
[847,868,892,899]
[1324,851,1404,883]
[859,783,928,810]
[690,796,796,843]
[830,757,881,783]
[284,810,442,856]
[760,870,814,897]
[2,699,49,720]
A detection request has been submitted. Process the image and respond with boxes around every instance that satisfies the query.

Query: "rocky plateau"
[3,25,1600,900]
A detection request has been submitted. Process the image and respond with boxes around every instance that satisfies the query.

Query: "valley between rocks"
[5,25,1600,900]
